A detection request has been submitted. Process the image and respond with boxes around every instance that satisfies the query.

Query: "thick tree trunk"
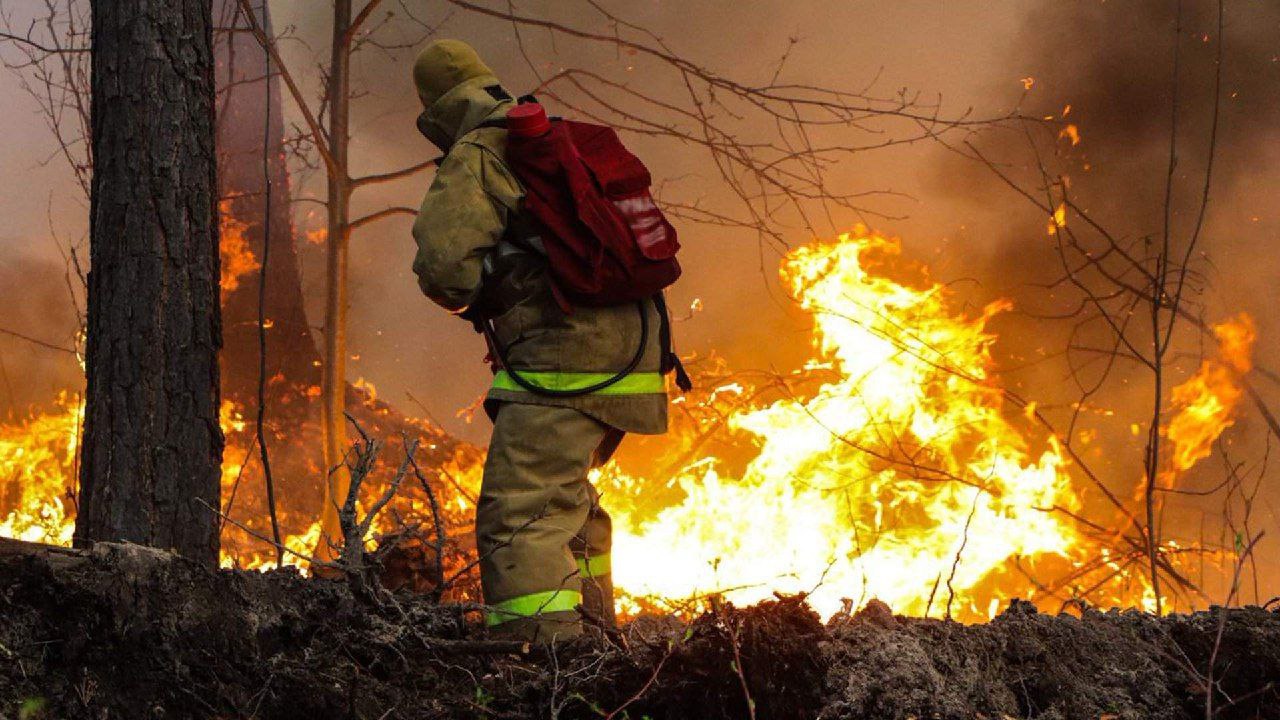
[75,0,222,567]
[317,0,353,563]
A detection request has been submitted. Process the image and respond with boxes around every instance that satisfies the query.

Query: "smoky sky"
[931,0,1280,402]
[0,252,83,415]
[1022,0,1279,159]
[3,0,1278,448]
[1007,0,1278,224]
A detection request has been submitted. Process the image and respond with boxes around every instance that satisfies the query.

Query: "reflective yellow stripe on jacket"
[492,371,664,395]
[486,588,582,627]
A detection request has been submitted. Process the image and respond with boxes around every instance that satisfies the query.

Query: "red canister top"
[507,102,552,138]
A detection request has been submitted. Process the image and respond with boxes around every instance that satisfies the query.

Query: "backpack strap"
[474,114,563,132]
[484,84,514,102]
[653,292,693,393]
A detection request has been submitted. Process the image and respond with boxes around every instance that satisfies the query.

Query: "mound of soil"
[1,542,1277,719]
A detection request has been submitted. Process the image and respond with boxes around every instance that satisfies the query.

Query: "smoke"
[935,0,1280,259]
[1017,0,1279,212]
[916,0,1280,381]
[909,0,1280,601]
[0,253,83,417]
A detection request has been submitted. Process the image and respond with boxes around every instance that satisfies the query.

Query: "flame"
[0,396,247,548]
[220,518,323,572]
[353,377,378,402]
[1048,203,1067,235]
[0,380,475,577]
[219,199,260,298]
[1165,314,1255,474]
[1059,123,1081,146]
[604,229,1088,620]
[0,393,82,544]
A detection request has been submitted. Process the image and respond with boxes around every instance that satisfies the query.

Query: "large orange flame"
[219,199,260,300]
[0,396,250,548]
[605,229,1086,620]
[1165,314,1255,475]
[0,393,82,544]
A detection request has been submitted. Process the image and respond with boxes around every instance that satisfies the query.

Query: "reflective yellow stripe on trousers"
[576,552,611,579]
[492,370,664,395]
[486,589,583,627]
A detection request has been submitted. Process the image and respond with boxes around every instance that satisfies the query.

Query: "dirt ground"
[2,542,1278,720]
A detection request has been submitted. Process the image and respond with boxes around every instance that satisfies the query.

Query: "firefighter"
[409,39,670,641]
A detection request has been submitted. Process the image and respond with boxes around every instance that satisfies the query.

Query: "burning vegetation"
[608,230,1087,621]
[1,228,1258,622]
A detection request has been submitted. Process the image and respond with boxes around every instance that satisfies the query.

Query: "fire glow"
[604,229,1255,620]
[607,230,1082,620]
[0,229,1256,621]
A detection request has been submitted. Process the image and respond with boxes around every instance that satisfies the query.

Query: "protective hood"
[418,75,513,152]
[413,39,493,109]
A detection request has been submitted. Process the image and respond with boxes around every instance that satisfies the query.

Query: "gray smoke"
[0,253,84,417]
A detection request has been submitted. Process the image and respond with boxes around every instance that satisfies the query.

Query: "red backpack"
[492,99,682,307]
[477,98,691,395]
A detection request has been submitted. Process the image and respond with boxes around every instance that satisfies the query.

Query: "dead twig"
[945,486,983,620]
[405,442,450,598]
[197,498,330,570]
[0,325,78,355]
[725,612,758,720]
[335,413,416,601]
[1204,531,1264,719]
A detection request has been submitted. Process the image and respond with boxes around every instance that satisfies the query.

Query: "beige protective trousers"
[477,402,621,640]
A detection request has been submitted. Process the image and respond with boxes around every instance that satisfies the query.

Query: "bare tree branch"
[350,159,436,189]
[349,206,417,230]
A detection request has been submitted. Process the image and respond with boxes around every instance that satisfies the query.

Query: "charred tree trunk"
[211,0,332,565]
[75,0,222,567]
[214,0,321,408]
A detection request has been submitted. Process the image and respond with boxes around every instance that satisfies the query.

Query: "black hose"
[483,300,649,397]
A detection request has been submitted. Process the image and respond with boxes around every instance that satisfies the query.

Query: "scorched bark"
[75,0,222,566]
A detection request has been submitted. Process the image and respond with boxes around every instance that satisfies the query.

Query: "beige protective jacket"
[412,76,669,434]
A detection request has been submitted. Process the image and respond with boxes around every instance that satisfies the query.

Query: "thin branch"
[0,326,78,355]
[250,0,285,567]
[343,0,385,48]
[350,159,436,189]
[0,29,85,55]
[350,206,417,230]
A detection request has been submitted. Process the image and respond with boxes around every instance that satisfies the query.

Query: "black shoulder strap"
[484,84,514,102]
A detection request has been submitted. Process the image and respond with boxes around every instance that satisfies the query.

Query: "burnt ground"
[1,543,1278,720]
